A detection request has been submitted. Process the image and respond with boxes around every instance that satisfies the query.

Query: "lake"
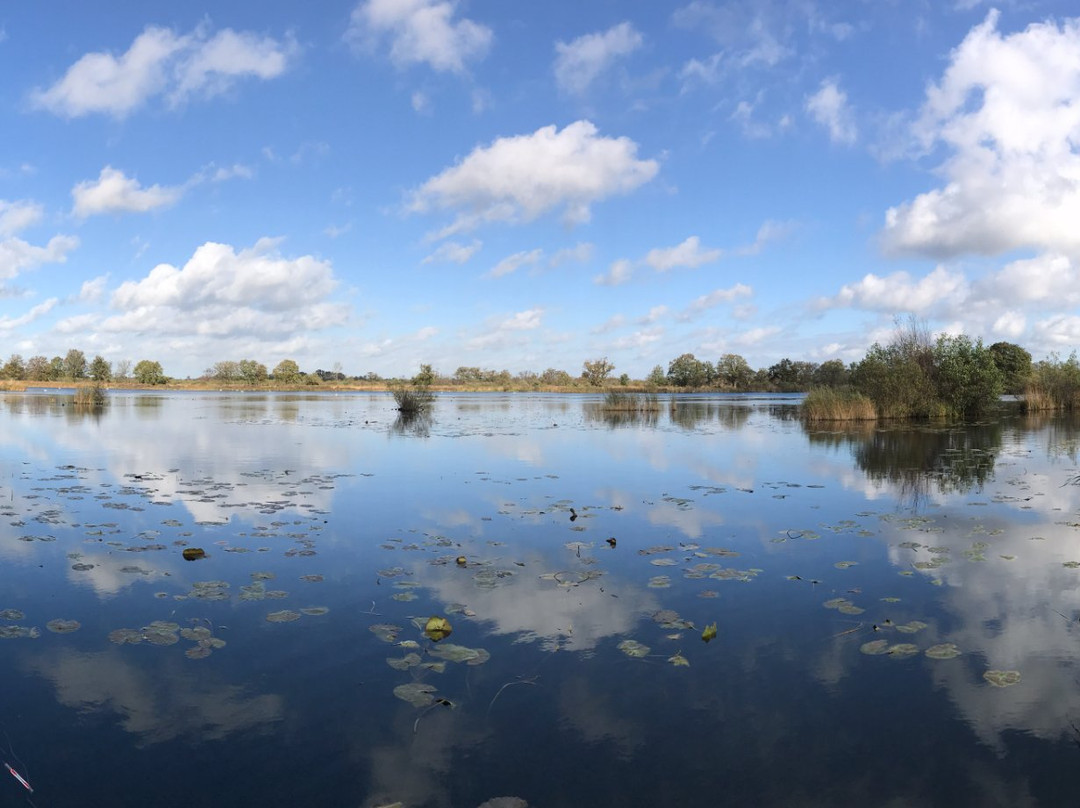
[2,390,1080,807]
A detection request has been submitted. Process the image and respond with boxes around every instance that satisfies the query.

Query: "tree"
[455,366,483,383]
[114,359,132,381]
[716,354,753,390]
[988,342,1032,395]
[273,359,301,384]
[1,354,25,380]
[63,348,87,380]
[540,368,573,386]
[413,364,436,386]
[48,356,64,381]
[932,334,1003,418]
[812,359,848,388]
[582,357,614,386]
[89,355,112,382]
[667,353,709,387]
[210,360,241,382]
[238,359,268,385]
[646,365,667,386]
[25,356,49,381]
[133,359,166,385]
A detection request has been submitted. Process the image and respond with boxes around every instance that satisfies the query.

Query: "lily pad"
[393,682,437,708]
[860,639,890,655]
[46,619,81,634]
[886,643,919,658]
[108,628,143,644]
[701,623,717,643]
[668,652,690,667]
[618,639,650,658]
[984,669,1021,687]
[424,616,453,642]
[895,621,928,634]
[428,643,490,665]
[0,609,26,621]
[925,643,961,660]
[266,610,301,623]
[370,624,402,643]
[300,606,329,616]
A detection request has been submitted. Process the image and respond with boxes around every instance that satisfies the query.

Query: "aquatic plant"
[73,382,107,408]
[601,391,661,412]
[1022,353,1080,412]
[801,388,876,422]
[391,384,435,414]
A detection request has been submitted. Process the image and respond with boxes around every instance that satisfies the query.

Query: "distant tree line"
[0,349,164,385]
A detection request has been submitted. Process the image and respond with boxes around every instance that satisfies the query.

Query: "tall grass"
[392,384,435,414]
[802,388,876,423]
[1022,354,1080,412]
[73,382,107,408]
[601,391,660,412]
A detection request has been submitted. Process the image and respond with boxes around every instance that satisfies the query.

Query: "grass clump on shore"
[73,382,107,408]
[1022,353,1080,412]
[602,391,661,412]
[802,388,876,423]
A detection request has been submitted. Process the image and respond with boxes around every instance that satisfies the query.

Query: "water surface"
[3,390,1080,806]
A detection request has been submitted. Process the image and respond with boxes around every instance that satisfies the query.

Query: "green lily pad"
[46,619,81,634]
[393,682,437,707]
[984,669,1021,687]
[887,643,919,658]
[895,621,928,634]
[925,643,961,660]
[860,639,890,655]
[266,610,301,623]
[618,639,650,658]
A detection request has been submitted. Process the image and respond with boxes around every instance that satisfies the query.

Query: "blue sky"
[1,1,1079,379]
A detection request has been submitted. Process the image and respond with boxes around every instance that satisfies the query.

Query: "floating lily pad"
[860,639,890,655]
[424,616,453,642]
[386,653,422,671]
[618,639,650,658]
[895,621,928,634]
[668,652,690,667]
[299,574,324,582]
[834,561,858,569]
[266,610,301,623]
[653,609,694,630]
[0,625,39,640]
[925,643,961,660]
[108,628,143,644]
[701,623,717,643]
[984,669,1021,687]
[428,643,490,665]
[46,619,81,634]
[71,563,95,571]
[648,576,671,588]
[180,627,212,641]
[185,646,212,659]
[392,592,418,602]
[370,624,402,643]
[393,682,437,707]
[300,606,329,616]
[0,609,25,621]
[887,643,919,658]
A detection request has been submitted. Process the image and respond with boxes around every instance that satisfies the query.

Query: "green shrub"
[392,384,435,414]
[73,383,107,408]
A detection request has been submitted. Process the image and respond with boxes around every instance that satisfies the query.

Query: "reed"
[802,387,876,422]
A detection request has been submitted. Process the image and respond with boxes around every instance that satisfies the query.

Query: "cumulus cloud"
[346,0,492,73]
[72,166,183,218]
[806,78,857,145]
[0,199,43,236]
[465,307,543,349]
[554,22,643,95]
[0,298,58,331]
[643,236,723,271]
[826,266,969,314]
[594,258,633,286]
[0,234,79,280]
[103,238,347,338]
[883,11,1080,258]
[489,248,542,278]
[31,24,295,118]
[679,283,753,320]
[421,239,482,264]
[410,120,659,235]
[549,242,594,267]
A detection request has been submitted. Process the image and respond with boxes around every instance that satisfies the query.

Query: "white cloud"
[883,11,1080,258]
[679,283,753,320]
[827,266,968,314]
[78,275,109,303]
[643,236,723,271]
[0,298,58,331]
[346,0,492,74]
[411,90,430,113]
[499,308,543,331]
[104,238,347,338]
[421,239,482,264]
[0,200,43,236]
[975,253,1080,308]
[554,22,643,95]
[465,307,543,349]
[489,248,542,278]
[609,327,664,350]
[594,258,632,286]
[411,120,659,234]
[549,242,594,267]
[592,314,626,334]
[72,167,183,218]
[31,24,294,118]
[0,234,79,280]
[806,78,857,145]
[638,305,669,324]
[734,325,781,346]
[737,219,797,255]
[1033,314,1080,347]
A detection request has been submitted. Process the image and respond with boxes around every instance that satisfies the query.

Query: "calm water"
[3,390,1080,807]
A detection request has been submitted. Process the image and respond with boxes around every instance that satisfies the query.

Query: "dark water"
[3,390,1080,807]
